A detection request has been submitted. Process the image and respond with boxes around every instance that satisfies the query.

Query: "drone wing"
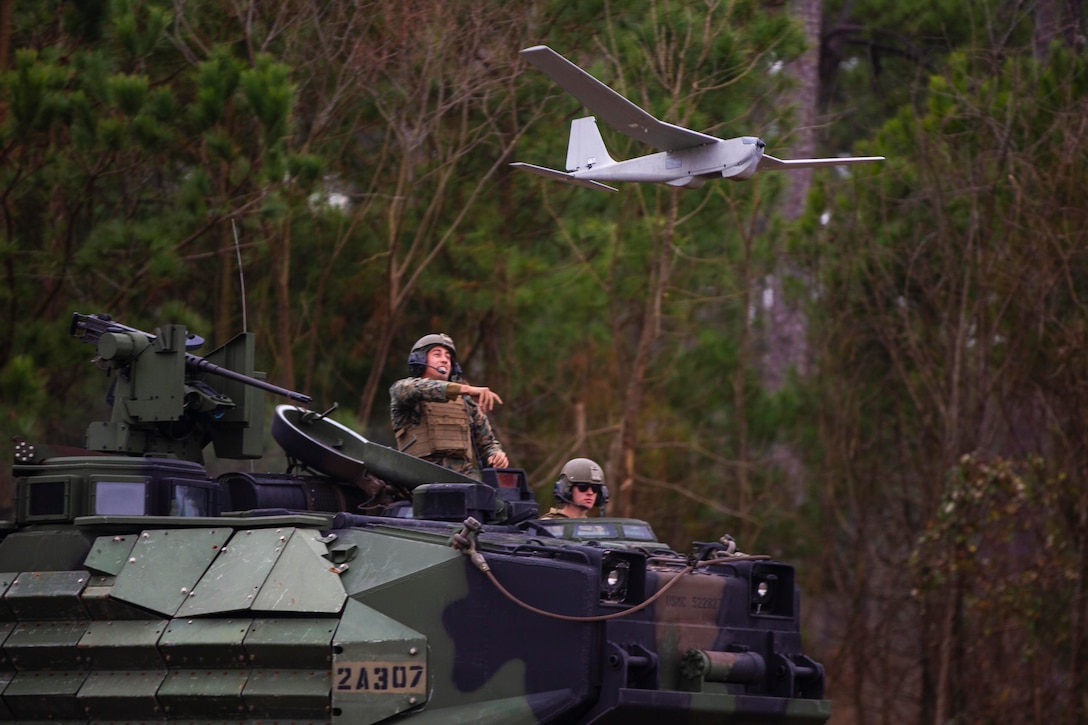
[521,45,718,153]
[759,154,885,171]
[510,162,618,192]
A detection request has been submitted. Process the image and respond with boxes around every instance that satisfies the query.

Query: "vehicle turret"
[70,312,310,462]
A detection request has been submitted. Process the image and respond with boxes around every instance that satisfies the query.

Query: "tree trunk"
[0,0,10,73]
[1072,488,1088,723]
[355,137,410,429]
[612,191,680,518]
[761,0,821,392]
[782,0,820,221]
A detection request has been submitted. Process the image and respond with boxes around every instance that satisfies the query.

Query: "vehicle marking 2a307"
[335,661,426,694]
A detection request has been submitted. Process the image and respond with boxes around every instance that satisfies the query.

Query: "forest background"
[2,0,1087,722]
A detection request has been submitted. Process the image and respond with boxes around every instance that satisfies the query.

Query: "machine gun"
[71,313,312,404]
[71,312,312,462]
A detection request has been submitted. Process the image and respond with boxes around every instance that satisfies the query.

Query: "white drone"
[512,45,884,192]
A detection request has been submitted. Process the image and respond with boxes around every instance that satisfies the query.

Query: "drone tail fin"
[566,116,615,172]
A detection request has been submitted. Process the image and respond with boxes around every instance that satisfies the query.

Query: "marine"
[541,457,608,519]
[389,333,509,477]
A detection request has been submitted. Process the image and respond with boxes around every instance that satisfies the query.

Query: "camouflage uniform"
[539,507,571,519]
[389,377,505,478]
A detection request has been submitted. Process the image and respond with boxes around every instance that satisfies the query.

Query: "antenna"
[231,219,248,333]
[231,218,254,472]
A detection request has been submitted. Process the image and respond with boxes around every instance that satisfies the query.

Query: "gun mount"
[70,312,311,462]
[0,312,831,723]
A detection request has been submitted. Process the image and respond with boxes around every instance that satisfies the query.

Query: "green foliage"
[239,56,295,146]
[108,73,148,115]
[74,49,111,106]
[193,49,242,131]
[807,6,1088,718]
[910,454,1079,716]
[109,0,171,61]
[913,455,1073,593]
[1,356,47,430]
[287,153,323,191]
[5,49,71,132]
[62,0,110,42]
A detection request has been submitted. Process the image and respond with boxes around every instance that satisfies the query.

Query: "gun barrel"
[186,355,313,404]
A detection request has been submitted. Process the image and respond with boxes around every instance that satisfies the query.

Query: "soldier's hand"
[461,384,503,412]
[488,451,509,468]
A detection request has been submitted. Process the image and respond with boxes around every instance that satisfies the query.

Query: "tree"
[502,2,807,538]
[809,32,1088,723]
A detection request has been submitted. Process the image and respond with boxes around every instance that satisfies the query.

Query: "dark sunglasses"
[573,483,601,493]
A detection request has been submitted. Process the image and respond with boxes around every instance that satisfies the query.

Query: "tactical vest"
[395,400,473,461]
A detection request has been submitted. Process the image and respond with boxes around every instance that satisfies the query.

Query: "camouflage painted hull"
[0,495,830,723]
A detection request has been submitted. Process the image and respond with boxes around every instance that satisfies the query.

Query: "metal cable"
[463,542,691,622]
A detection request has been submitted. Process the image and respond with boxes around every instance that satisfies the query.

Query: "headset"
[407,333,463,379]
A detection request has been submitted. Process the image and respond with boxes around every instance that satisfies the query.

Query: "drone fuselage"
[570,136,765,187]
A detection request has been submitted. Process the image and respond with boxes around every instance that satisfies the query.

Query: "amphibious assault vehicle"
[0,313,830,723]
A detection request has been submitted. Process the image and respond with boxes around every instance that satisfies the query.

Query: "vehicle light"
[600,559,629,602]
[752,574,776,613]
[750,564,796,618]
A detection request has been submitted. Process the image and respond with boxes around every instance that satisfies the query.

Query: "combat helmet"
[553,457,608,508]
[407,333,462,378]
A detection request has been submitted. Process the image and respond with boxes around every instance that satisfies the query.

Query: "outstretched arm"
[454,383,503,413]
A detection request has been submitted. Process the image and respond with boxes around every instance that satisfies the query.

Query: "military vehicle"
[0,313,831,723]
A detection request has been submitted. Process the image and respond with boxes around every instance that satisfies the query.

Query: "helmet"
[407,333,462,378]
[553,457,608,508]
